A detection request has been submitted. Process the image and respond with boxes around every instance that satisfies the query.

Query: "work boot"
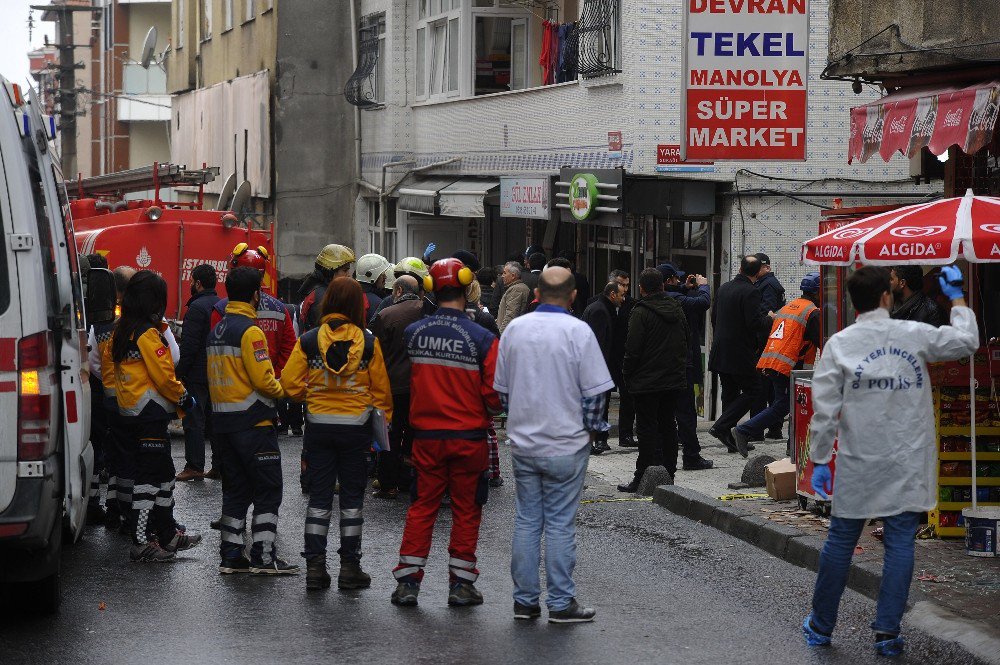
[338,561,372,590]
[682,457,714,471]
[250,557,300,575]
[175,466,204,482]
[448,581,484,607]
[548,599,596,623]
[730,428,751,458]
[306,557,331,590]
[129,541,176,563]
[391,581,420,606]
[618,434,638,448]
[163,530,202,552]
[219,554,252,574]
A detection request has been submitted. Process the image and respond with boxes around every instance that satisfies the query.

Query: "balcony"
[119,64,170,122]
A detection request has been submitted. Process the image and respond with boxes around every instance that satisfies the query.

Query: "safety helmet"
[230,242,270,271]
[801,271,821,293]
[315,244,356,271]
[356,253,393,284]
[393,257,429,282]
[424,258,475,293]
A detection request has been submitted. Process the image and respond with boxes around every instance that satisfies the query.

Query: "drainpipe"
[378,157,461,260]
[350,0,362,187]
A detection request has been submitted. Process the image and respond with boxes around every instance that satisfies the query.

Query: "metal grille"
[344,14,384,110]
[578,0,620,79]
[950,133,1000,196]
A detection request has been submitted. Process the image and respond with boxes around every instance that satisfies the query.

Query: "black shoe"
[391,581,420,606]
[448,582,484,607]
[617,479,639,493]
[591,439,611,455]
[219,554,252,574]
[104,509,122,530]
[548,599,596,623]
[730,428,751,458]
[86,504,106,525]
[163,530,202,552]
[709,427,739,453]
[514,602,542,620]
[291,428,303,437]
[250,558,300,575]
[306,557,331,590]
[682,457,714,471]
[619,434,638,448]
[765,429,784,440]
[338,561,372,590]
[276,427,290,437]
[488,476,504,488]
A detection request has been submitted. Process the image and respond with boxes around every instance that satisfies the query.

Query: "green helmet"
[393,257,429,281]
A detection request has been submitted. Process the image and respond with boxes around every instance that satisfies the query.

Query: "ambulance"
[0,80,92,612]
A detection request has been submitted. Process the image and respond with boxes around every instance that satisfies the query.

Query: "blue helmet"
[801,272,820,294]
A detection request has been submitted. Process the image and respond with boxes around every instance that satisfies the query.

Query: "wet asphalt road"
[0,434,984,665]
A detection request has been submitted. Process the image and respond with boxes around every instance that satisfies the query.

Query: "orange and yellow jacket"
[206,301,285,433]
[108,322,190,421]
[281,313,393,426]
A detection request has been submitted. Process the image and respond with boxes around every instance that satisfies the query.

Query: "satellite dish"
[140,27,158,69]
[215,174,236,211]
[230,180,252,217]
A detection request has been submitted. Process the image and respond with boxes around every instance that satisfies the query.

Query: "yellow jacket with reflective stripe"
[207,301,285,432]
[110,323,188,420]
[281,313,393,425]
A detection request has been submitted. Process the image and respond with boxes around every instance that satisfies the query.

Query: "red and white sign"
[608,131,623,158]
[682,0,809,161]
[656,144,716,173]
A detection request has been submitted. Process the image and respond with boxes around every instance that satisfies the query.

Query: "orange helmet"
[231,242,269,271]
[423,257,475,293]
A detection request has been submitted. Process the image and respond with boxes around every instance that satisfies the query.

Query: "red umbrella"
[801,189,1000,266]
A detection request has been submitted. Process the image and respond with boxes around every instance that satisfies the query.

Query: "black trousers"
[632,390,682,479]
[108,406,136,518]
[377,392,414,492]
[216,426,283,564]
[675,383,703,463]
[303,423,370,562]
[127,420,177,546]
[277,398,304,431]
[597,390,613,444]
[715,373,765,434]
[618,389,636,438]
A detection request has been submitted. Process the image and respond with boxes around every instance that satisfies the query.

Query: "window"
[223,0,233,31]
[177,0,185,48]
[415,2,460,100]
[103,1,114,51]
[345,13,386,109]
[200,0,213,41]
[245,0,254,22]
[578,0,621,78]
[474,15,529,95]
[368,200,396,261]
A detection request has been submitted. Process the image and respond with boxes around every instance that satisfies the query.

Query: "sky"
[0,0,57,88]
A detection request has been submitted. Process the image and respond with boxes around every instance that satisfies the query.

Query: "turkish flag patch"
[252,340,266,350]
[155,347,167,358]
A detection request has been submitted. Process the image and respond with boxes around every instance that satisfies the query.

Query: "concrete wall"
[827,0,1000,80]
[274,0,359,277]
[128,121,170,167]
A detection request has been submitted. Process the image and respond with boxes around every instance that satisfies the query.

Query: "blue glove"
[422,242,437,262]
[181,393,196,411]
[939,265,965,300]
[811,463,832,500]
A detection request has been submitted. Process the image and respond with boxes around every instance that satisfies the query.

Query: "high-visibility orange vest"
[757,297,819,376]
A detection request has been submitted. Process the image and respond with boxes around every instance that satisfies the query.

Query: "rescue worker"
[803,265,978,657]
[369,257,436,321]
[109,271,202,562]
[391,258,502,608]
[355,253,393,314]
[281,277,393,591]
[299,244,356,331]
[208,267,297,575]
[85,261,118,526]
[732,272,821,457]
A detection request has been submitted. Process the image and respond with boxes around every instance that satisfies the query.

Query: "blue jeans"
[811,511,920,637]
[511,445,589,611]
[736,373,789,440]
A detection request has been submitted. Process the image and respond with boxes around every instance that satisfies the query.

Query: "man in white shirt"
[494,266,614,624]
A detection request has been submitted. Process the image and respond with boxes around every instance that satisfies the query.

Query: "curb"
[652,484,1000,664]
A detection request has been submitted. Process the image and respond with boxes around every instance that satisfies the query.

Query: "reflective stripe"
[160,480,175,492]
[305,408,371,426]
[107,489,117,500]
[118,479,134,489]
[221,531,244,544]
[252,530,276,543]
[341,508,362,519]
[253,512,278,526]
[220,515,245,529]
[120,389,176,417]
[775,310,811,326]
[255,310,286,321]
[307,507,333,520]
[393,566,422,579]
[448,557,476,570]
[450,567,478,581]
[341,525,362,537]
[759,350,797,366]
[399,555,427,565]
[134,483,157,495]
[411,356,478,371]
[132,499,154,510]
[154,496,173,506]
[214,392,276,413]
[206,345,243,358]
[305,523,329,535]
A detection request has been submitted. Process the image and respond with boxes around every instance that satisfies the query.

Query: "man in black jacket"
[708,256,773,453]
[608,269,638,447]
[583,281,625,455]
[752,253,787,438]
[617,269,690,492]
[176,264,221,481]
[890,265,945,326]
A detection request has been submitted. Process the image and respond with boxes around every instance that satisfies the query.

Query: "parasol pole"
[956,188,978,511]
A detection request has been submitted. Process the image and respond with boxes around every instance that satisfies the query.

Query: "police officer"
[281,277,393,591]
[109,271,202,562]
[300,244,356,331]
[208,267,296,575]
[391,259,502,608]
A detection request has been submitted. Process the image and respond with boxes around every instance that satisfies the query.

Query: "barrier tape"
[580,497,654,505]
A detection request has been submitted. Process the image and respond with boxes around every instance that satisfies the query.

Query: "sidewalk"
[582,404,1000,663]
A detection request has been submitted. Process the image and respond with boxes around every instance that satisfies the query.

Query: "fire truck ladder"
[65,163,220,205]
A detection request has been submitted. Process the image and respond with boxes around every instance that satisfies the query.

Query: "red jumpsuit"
[392,307,501,585]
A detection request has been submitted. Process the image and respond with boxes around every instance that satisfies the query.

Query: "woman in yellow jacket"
[282,277,392,591]
[108,271,201,562]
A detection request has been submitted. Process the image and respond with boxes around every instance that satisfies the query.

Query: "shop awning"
[848,80,1000,164]
[397,177,459,215]
[438,179,500,218]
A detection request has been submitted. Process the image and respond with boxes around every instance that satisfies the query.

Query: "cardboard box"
[765,458,797,501]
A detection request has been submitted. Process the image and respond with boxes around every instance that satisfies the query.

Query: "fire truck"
[69,162,277,320]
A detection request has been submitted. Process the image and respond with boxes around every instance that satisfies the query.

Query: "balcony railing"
[123,63,167,95]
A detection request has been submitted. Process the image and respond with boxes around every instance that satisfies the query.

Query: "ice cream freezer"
[789,370,836,512]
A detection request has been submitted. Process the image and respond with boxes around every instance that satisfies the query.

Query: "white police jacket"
[810,306,979,519]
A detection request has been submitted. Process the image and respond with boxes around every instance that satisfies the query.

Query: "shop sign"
[500,177,550,219]
[655,144,716,173]
[568,173,600,221]
[557,168,623,227]
[608,131,623,159]
[682,0,809,161]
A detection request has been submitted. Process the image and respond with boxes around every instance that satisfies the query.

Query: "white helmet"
[355,253,393,284]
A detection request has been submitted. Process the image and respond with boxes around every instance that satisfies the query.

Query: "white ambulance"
[0,81,93,612]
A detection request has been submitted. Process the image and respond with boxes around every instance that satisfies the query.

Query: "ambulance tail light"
[5,82,25,108]
[17,332,53,462]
